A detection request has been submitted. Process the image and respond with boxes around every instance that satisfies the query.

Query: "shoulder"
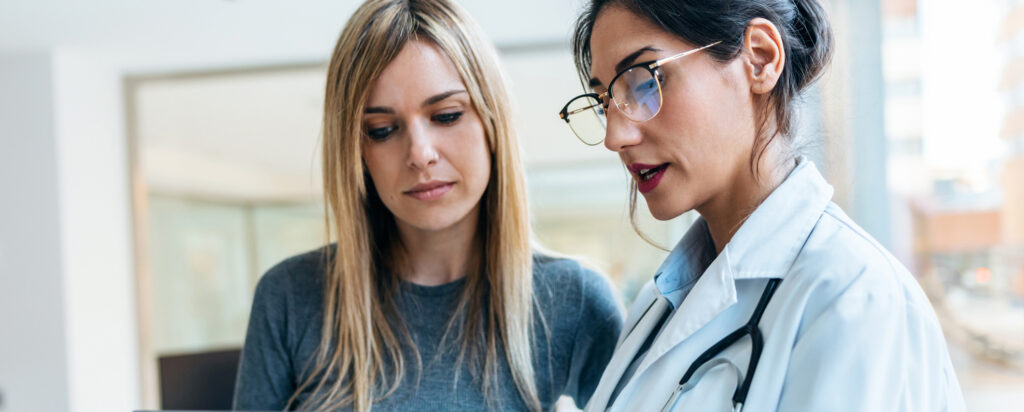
[531,252,623,326]
[786,203,939,333]
[793,203,916,296]
[532,253,617,306]
[253,246,330,316]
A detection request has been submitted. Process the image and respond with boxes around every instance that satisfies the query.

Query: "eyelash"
[365,111,464,142]
[366,126,395,141]
[434,111,463,125]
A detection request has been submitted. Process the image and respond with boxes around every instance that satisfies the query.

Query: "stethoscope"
[658,278,782,412]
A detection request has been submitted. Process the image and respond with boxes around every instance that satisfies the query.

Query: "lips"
[404,180,455,201]
[627,162,669,194]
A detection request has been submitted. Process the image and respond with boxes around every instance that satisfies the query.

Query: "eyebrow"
[588,46,661,88]
[364,89,467,114]
[423,89,466,107]
[365,106,394,114]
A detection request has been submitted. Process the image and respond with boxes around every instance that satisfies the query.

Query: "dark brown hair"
[574,0,833,142]
[572,0,833,235]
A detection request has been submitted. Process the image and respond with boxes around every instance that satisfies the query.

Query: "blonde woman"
[232,0,623,410]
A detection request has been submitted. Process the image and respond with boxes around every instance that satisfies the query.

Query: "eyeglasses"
[558,41,721,145]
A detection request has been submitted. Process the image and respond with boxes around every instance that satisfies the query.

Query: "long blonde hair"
[290,0,538,410]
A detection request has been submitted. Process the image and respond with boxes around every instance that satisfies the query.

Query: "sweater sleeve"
[233,263,297,410]
[564,268,625,409]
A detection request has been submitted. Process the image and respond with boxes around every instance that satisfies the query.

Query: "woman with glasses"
[232,1,623,410]
[560,0,965,411]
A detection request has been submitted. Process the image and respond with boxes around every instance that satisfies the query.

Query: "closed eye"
[433,111,463,125]
[366,125,396,141]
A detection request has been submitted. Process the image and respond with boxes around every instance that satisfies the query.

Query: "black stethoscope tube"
[675,278,782,407]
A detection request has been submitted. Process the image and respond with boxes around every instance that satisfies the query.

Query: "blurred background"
[1,0,1022,410]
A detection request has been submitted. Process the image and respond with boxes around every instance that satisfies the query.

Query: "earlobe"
[743,18,785,95]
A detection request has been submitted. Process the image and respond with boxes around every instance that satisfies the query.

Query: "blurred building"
[881,0,1020,298]
[999,1,1024,248]
[883,0,928,196]
[883,0,1024,407]
[999,0,1024,309]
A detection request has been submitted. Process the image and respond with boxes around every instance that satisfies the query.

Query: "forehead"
[589,7,691,81]
[367,39,467,105]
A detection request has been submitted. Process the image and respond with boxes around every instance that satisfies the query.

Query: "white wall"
[0,52,70,412]
[0,49,140,412]
[53,51,140,412]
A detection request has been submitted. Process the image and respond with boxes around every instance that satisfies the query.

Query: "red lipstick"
[628,163,669,194]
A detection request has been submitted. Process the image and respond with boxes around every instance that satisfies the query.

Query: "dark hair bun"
[790,0,834,92]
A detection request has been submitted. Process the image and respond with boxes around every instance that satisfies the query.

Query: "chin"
[412,221,458,232]
[643,195,689,221]
[398,204,474,232]
[401,213,456,231]
[649,208,681,221]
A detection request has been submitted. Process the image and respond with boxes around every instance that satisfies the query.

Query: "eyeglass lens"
[564,95,607,145]
[612,67,662,122]
[563,67,662,144]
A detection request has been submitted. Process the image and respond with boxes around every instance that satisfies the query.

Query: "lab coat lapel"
[631,251,738,378]
[585,295,671,412]
[616,282,658,348]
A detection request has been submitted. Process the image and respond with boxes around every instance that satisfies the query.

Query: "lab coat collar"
[652,158,833,308]
[632,250,739,379]
[724,157,833,281]
[652,218,716,308]
[629,157,833,382]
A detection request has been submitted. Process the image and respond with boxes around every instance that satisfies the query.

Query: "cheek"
[450,119,491,184]
[362,145,400,195]
[473,130,492,184]
[668,75,725,126]
[649,92,717,157]
[711,63,756,139]
[660,70,751,149]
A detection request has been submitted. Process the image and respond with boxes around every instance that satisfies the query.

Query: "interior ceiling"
[0,0,584,71]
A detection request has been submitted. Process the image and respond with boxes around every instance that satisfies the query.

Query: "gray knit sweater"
[232,248,623,411]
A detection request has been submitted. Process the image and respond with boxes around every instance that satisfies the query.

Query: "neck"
[394,205,481,287]
[699,144,795,254]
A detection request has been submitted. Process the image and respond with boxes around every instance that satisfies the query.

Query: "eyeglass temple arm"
[559,92,608,121]
[650,41,723,69]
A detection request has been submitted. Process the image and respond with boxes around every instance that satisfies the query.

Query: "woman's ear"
[743,17,785,95]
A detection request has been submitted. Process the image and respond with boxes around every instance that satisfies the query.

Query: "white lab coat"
[586,159,965,412]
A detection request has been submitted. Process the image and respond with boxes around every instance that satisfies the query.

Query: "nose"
[603,104,643,152]
[406,121,439,169]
